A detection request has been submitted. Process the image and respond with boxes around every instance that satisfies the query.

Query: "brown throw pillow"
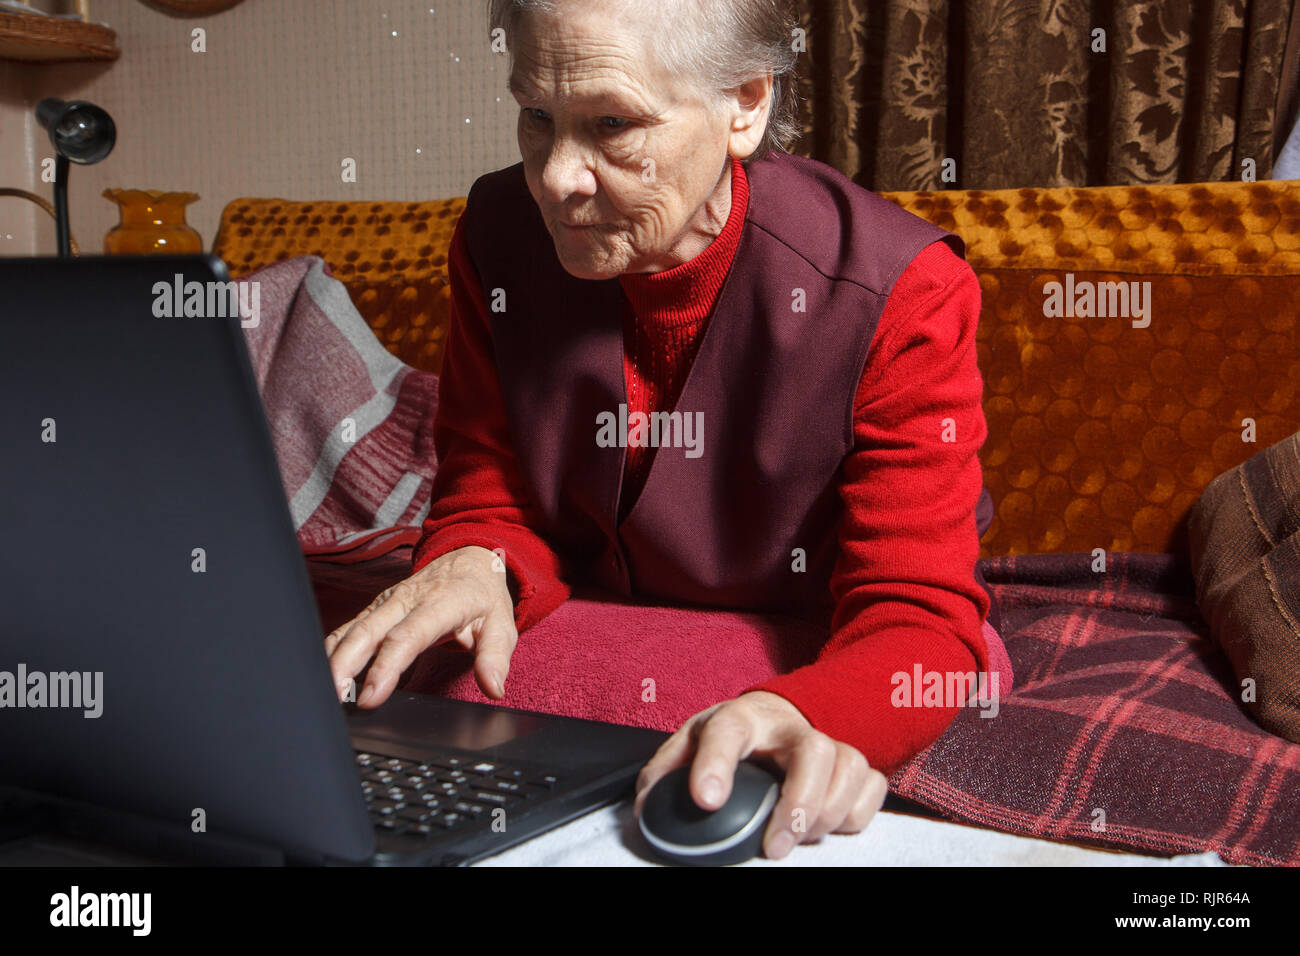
[1187,431,1300,743]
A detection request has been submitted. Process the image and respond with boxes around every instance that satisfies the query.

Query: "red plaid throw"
[891,550,1300,865]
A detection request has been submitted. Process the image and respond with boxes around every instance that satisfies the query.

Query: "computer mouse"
[638,761,781,866]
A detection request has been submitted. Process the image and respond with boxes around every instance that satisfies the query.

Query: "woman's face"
[510,1,739,279]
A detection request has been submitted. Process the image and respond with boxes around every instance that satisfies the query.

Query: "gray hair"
[489,0,802,163]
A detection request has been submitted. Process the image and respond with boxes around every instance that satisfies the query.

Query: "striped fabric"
[890,550,1300,865]
[237,255,439,563]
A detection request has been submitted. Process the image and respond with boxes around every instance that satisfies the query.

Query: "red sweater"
[413,156,991,775]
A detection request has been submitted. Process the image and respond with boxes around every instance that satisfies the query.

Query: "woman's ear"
[726,73,774,159]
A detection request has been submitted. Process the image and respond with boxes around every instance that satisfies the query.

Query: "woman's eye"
[599,117,630,132]
[523,108,549,124]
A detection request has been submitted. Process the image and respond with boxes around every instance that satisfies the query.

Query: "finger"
[324,588,389,658]
[450,621,476,652]
[633,708,720,817]
[324,608,369,658]
[355,590,481,708]
[470,601,519,700]
[834,766,889,834]
[327,586,422,696]
[420,622,475,656]
[762,735,836,860]
[688,704,758,811]
[806,745,870,842]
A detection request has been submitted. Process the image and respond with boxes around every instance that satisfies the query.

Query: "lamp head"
[35,98,116,165]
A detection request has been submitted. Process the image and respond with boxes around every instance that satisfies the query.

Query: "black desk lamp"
[34,98,116,258]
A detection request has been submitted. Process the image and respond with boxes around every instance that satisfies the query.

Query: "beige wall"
[0,0,520,257]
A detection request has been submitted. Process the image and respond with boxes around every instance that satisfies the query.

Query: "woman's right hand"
[324,545,518,709]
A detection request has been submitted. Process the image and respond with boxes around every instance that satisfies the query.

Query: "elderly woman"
[327,0,1001,861]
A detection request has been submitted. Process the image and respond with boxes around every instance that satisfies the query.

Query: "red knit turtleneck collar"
[617,155,750,328]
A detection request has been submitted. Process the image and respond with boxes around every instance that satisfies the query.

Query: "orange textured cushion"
[212,197,465,374]
[885,181,1300,275]
[885,181,1300,556]
[971,268,1296,556]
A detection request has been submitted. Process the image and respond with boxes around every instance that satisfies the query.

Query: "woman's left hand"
[633,690,889,860]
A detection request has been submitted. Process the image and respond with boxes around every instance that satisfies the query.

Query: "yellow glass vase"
[103,189,202,255]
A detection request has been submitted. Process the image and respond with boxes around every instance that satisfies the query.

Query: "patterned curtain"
[792,0,1297,191]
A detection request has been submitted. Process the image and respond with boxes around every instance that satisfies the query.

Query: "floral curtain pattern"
[792,0,1297,191]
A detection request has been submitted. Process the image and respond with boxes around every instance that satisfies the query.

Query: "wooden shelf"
[0,11,119,63]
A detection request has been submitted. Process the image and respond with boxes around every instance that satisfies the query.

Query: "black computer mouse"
[638,761,782,866]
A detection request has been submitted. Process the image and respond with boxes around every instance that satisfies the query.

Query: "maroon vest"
[462,150,996,627]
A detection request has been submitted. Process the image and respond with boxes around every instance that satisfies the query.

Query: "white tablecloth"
[476,803,1228,867]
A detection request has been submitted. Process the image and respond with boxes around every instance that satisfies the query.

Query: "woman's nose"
[539,139,598,201]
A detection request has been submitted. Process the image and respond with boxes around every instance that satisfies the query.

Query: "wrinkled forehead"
[507,0,689,105]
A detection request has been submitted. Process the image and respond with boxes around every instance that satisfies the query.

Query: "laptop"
[0,254,668,866]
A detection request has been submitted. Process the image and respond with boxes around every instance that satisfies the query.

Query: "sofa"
[212,174,1300,864]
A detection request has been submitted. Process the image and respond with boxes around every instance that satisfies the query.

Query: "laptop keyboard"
[356,750,560,838]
